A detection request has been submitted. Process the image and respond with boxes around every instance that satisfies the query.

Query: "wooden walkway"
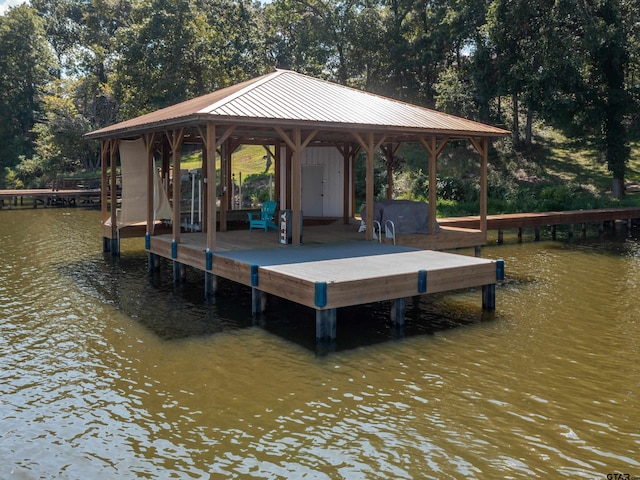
[0,188,102,209]
[438,207,640,242]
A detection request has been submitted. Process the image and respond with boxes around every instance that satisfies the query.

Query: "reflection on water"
[1,209,639,479]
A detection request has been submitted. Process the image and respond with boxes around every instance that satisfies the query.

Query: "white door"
[302,166,324,216]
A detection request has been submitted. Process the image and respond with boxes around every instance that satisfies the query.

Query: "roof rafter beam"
[351,131,386,153]
[274,127,318,152]
[418,135,449,158]
[468,136,488,157]
[164,128,185,151]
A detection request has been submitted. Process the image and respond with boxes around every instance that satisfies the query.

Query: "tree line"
[0,0,637,196]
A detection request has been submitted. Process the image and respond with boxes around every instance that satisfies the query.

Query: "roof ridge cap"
[197,69,285,114]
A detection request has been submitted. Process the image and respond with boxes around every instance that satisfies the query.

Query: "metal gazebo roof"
[86,69,509,141]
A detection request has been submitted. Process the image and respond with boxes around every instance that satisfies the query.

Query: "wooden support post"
[598,222,604,235]
[418,135,449,236]
[351,131,386,241]
[144,133,156,238]
[147,251,161,272]
[206,123,217,251]
[391,298,406,326]
[497,230,504,245]
[339,142,353,224]
[275,127,318,244]
[173,261,186,283]
[474,245,482,258]
[219,141,228,231]
[534,226,541,241]
[316,308,337,341]
[205,273,217,298]
[251,288,267,315]
[482,284,496,310]
[100,141,108,225]
[581,222,587,238]
[568,224,574,238]
[274,143,281,205]
[551,225,557,240]
[169,129,184,245]
[148,252,159,274]
[109,139,119,256]
[428,140,437,234]
[110,237,120,255]
[291,128,302,244]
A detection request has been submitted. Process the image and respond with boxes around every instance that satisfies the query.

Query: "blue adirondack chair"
[248,200,278,232]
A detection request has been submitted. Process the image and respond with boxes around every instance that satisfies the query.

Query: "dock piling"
[251,288,267,315]
[173,261,186,283]
[391,298,406,326]
[110,237,119,255]
[482,284,496,310]
[205,273,217,298]
[316,308,337,341]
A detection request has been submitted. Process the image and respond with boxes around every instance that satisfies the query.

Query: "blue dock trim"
[171,240,178,259]
[145,234,150,250]
[496,259,505,281]
[250,264,259,286]
[315,282,327,308]
[418,270,427,293]
[206,250,213,270]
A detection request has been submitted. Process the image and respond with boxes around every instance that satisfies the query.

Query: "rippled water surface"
[1,209,639,479]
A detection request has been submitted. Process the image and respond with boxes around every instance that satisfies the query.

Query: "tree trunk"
[512,93,520,145]
[611,177,625,199]
[525,109,533,146]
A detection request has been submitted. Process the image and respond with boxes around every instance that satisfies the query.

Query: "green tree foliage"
[579,0,631,197]
[264,0,336,77]
[112,0,267,118]
[0,0,638,193]
[35,80,99,174]
[0,5,57,178]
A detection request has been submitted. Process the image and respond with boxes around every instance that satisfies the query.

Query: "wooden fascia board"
[86,111,510,142]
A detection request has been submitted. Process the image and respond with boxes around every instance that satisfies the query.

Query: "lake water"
[1,208,639,479]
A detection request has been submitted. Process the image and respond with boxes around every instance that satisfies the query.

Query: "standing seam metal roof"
[86,69,509,139]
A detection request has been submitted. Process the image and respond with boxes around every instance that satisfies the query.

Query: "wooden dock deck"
[146,224,503,340]
[438,207,640,242]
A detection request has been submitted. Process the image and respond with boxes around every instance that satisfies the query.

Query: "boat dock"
[0,188,102,209]
[86,70,513,343]
[145,223,503,340]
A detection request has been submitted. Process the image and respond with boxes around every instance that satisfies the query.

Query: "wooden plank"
[394,227,486,250]
[149,237,172,258]
[254,268,317,308]
[439,208,640,231]
[211,255,254,285]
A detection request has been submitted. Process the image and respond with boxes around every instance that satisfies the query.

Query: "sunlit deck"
[145,221,502,340]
